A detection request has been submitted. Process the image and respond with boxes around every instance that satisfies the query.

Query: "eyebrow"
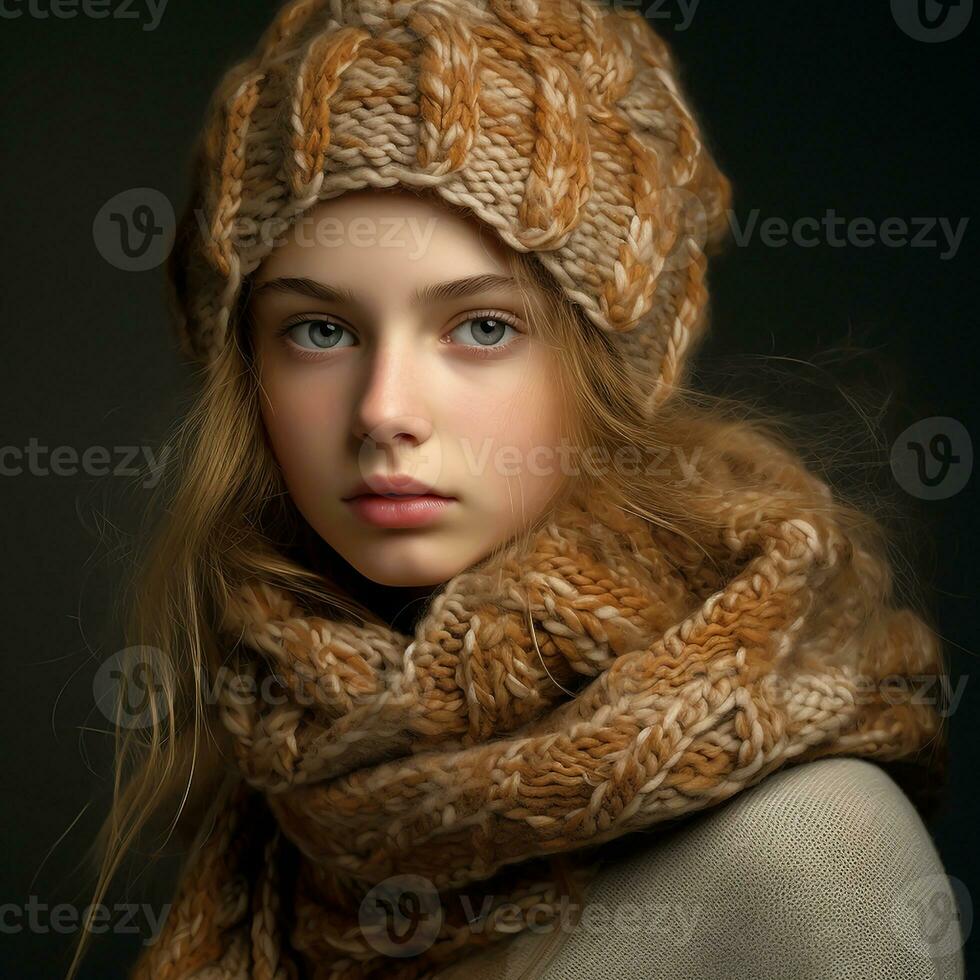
[249,273,520,308]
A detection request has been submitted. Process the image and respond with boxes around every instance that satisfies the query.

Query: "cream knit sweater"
[434,759,963,980]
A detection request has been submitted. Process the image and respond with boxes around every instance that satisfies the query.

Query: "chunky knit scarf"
[131,470,946,980]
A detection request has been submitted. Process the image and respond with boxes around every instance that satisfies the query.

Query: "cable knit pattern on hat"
[172,0,732,412]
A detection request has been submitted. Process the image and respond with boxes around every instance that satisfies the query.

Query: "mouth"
[342,474,455,501]
[343,491,457,529]
[342,491,457,505]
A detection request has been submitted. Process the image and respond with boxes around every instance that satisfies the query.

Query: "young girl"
[73,1,957,977]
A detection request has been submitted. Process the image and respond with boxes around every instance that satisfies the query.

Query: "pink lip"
[344,473,446,498]
[344,493,456,528]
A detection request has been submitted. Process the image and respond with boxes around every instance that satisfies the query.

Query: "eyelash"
[275,310,525,361]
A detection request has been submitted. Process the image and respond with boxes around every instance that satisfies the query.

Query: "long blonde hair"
[66,193,948,979]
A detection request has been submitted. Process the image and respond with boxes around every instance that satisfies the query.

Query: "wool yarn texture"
[170,0,732,413]
[130,436,947,980]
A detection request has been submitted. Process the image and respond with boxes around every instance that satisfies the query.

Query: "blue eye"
[276,312,524,358]
[283,319,354,351]
[450,315,521,350]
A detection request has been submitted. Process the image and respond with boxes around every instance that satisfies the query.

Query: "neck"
[300,533,446,631]
[371,582,443,633]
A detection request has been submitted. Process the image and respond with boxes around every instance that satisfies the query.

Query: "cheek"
[443,356,566,483]
[259,369,344,486]
[506,395,566,487]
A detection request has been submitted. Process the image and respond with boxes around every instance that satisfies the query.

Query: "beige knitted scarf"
[131,468,946,980]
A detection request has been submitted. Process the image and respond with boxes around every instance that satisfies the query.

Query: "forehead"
[253,188,514,280]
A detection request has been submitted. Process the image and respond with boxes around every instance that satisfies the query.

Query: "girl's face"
[249,189,569,588]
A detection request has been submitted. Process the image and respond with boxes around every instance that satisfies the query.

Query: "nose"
[351,339,433,451]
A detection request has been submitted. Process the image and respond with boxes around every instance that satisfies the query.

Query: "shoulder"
[686,756,935,879]
[571,758,964,980]
[435,760,964,980]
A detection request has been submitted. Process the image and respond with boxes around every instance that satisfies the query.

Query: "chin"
[342,548,459,589]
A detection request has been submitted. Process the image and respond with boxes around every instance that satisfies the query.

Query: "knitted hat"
[172,0,733,411]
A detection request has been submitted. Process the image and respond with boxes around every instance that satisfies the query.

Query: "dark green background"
[2,1,976,976]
